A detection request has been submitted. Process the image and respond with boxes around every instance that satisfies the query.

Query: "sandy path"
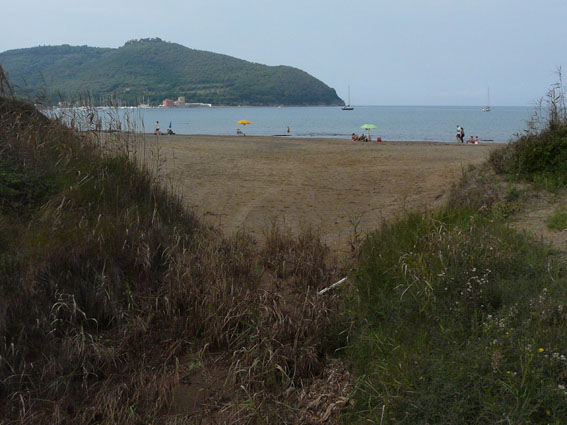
[154,135,497,253]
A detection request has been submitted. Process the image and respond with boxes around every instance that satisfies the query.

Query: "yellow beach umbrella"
[237,120,251,125]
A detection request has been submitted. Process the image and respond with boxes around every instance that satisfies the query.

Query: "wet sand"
[154,135,498,253]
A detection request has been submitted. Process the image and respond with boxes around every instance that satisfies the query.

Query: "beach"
[156,135,498,253]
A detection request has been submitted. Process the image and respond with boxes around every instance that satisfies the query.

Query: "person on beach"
[467,135,475,143]
[154,121,160,135]
[351,133,358,141]
[474,136,480,144]
[456,125,461,142]
[460,127,465,143]
[287,126,290,134]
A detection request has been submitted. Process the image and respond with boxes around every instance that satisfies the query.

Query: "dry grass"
[0,70,350,424]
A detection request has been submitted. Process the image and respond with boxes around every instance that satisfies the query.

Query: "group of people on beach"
[154,121,175,135]
[456,125,479,144]
[153,120,480,144]
[351,133,382,143]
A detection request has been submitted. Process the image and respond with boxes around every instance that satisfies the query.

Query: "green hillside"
[0,38,344,106]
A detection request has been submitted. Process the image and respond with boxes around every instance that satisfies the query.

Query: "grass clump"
[341,208,567,423]
[546,205,567,231]
[489,73,567,190]
[489,124,567,189]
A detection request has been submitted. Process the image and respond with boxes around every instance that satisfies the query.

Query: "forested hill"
[0,38,344,106]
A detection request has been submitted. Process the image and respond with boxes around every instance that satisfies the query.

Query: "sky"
[2,0,567,106]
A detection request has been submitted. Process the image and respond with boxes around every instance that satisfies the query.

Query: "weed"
[546,205,567,231]
[341,207,567,423]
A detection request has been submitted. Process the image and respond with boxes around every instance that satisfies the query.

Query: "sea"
[56,105,535,143]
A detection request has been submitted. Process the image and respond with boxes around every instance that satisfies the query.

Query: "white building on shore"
[161,96,212,108]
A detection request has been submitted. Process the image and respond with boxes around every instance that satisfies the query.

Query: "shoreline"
[148,133,507,144]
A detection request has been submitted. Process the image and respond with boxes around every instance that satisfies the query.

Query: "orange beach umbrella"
[237,120,251,125]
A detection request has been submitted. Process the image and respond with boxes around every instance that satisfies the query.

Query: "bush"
[489,75,567,190]
[491,126,567,188]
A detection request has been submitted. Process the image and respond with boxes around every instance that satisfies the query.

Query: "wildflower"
[539,348,545,353]
[506,370,512,375]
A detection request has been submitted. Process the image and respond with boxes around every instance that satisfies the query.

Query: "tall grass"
[0,70,347,424]
[341,208,567,423]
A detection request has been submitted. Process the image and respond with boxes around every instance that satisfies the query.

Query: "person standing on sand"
[456,125,462,142]
[154,121,160,135]
[460,127,465,143]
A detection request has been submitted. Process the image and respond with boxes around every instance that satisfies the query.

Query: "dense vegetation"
[4,63,567,423]
[489,103,567,189]
[0,38,344,106]
[0,80,347,422]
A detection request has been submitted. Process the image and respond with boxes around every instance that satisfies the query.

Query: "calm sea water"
[60,105,535,143]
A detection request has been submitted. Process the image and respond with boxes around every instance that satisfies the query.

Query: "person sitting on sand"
[167,128,175,135]
[474,136,480,144]
[467,136,475,143]
[351,133,358,142]
[376,137,382,143]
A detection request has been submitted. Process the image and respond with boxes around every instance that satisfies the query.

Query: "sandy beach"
[156,135,498,253]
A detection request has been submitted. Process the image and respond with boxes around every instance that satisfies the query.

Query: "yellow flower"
[506,371,512,375]
[539,348,545,353]
[546,409,551,416]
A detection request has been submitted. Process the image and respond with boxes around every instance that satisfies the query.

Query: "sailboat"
[481,88,491,112]
[342,86,354,110]
[138,96,151,108]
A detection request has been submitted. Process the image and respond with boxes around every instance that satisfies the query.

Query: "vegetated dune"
[0,96,350,423]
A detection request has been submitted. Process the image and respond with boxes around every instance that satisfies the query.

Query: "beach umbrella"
[361,123,377,140]
[237,120,251,125]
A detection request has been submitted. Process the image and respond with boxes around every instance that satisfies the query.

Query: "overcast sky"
[2,0,566,106]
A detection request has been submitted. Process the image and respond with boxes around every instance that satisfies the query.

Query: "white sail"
[482,88,491,112]
[342,86,354,110]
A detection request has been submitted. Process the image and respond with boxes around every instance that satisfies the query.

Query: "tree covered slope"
[0,38,344,106]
